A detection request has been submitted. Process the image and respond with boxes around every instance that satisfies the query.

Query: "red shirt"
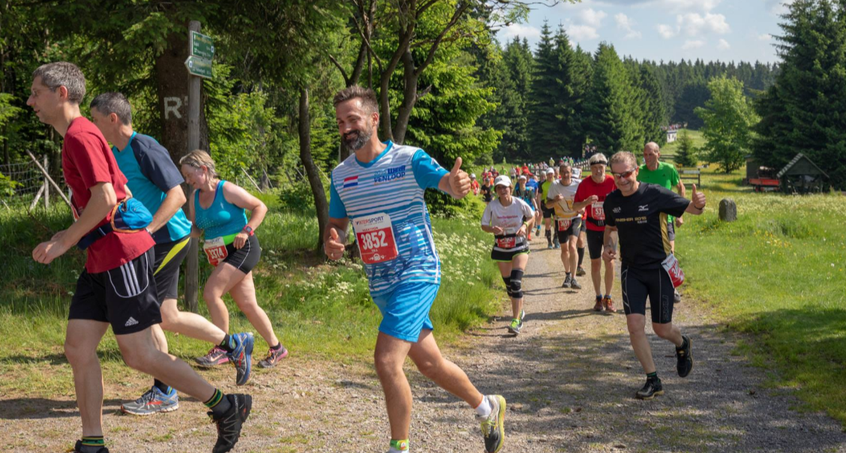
[574,175,616,231]
[63,117,154,273]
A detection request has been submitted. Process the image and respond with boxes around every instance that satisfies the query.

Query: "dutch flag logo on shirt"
[343,176,359,190]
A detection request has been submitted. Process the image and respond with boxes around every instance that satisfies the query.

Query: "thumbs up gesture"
[449,157,471,199]
[691,184,706,210]
[325,227,346,260]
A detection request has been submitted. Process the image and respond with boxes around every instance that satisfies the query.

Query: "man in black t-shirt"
[602,151,707,400]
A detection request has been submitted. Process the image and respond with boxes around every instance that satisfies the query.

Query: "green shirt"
[638,161,682,222]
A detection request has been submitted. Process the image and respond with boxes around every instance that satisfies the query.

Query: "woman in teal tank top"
[180,150,288,369]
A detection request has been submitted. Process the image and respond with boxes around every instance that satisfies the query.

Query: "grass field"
[0,201,502,398]
[676,167,846,425]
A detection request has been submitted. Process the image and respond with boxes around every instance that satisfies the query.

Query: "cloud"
[682,40,705,50]
[677,13,730,36]
[615,13,643,39]
[592,0,721,13]
[758,33,772,41]
[568,25,600,41]
[499,23,541,41]
[766,0,796,14]
[578,8,608,28]
[657,24,677,39]
[717,38,730,50]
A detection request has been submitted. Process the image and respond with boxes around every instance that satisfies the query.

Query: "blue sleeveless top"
[194,180,248,240]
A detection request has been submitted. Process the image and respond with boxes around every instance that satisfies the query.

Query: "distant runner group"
[26,61,706,453]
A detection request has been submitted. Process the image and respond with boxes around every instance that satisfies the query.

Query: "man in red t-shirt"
[28,62,250,453]
[574,153,617,313]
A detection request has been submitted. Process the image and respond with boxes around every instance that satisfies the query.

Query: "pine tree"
[583,43,639,154]
[528,22,567,160]
[674,129,698,167]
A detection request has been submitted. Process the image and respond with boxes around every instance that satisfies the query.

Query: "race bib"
[591,202,605,221]
[661,254,685,288]
[354,213,399,264]
[203,236,229,267]
[496,236,517,249]
[557,219,572,231]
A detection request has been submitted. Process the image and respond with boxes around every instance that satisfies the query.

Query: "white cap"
[518,175,527,180]
[546,168,554,175]
[471,173,476,179]
[494,175,512,188]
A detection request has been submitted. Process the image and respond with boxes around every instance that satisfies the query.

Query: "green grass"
[677,167,846,425]
[661,128,706,159]
[0,199,501,398]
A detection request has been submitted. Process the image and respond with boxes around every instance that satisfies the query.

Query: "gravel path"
[3,237,846,452]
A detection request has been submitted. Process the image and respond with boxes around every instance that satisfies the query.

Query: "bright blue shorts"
[371,282,439,342]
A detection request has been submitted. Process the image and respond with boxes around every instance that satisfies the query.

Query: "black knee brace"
[502,275,512,297]
[509,269,524,299]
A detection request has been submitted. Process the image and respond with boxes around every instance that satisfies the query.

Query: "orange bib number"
[203,237,229,267]
[354,213,399,264]
[661,254,685,288]
[557,219,572,231]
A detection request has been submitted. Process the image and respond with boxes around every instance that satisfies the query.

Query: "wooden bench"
[680,169,701,187]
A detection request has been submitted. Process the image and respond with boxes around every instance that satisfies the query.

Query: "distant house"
[776,153,830,194]
[666,130,677,143]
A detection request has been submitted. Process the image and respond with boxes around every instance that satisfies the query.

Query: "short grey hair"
[90,92,132,125]
[589,153,608,165]
[609,151,638,171]
[32,62,86,104]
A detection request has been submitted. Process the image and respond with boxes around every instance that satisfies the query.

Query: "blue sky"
[497,0,795,64]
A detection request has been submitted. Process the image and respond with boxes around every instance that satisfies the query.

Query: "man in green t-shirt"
[638,142,686,303]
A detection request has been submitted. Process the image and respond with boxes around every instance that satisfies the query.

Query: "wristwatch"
[242,225,254,236]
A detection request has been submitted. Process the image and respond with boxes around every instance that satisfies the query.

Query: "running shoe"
[507,318,522,335]
[547,242,554,249]
[477,395,506,453]
[120,386,179,416]
[195,346,230,367]
[228,332,255,386]
[576,266,586,276]
[676,336,693,377]
[603,296,616,314]
[210,393,252,453]
[258,344,289,368]
[593,296,604,312]
[674,289,682,304]
[553,242,560,249]
[561,274,572,288]
[69,440,109,453]
[570,277,582,290]
[520,309,526,321]
[635,378,664,400]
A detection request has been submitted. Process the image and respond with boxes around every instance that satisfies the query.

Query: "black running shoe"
[635,378,664,400]
[70,440,109,453]
[676,335,693,378]
[210,394,252,453]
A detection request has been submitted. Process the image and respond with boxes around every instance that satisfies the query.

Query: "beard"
[343,122,373,151]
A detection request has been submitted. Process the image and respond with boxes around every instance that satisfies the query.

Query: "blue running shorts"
[371,282,439,342]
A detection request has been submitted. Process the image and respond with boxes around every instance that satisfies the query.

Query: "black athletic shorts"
[222,234,261,273]
[556,217,582,243]
[586,229,605,260]
[153,236,190,302]
[542,206,553,219]
[667,219,676,241]
[491,246,530,262]
[69,247,161,335]
[580,218,586,233]
[621,264,675,324]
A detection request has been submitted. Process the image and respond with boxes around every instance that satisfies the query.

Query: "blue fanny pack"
[77,198,153,250]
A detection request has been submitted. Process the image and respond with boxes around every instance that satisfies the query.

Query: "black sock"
[678,337,689,350]
[153,379,170,394]
[578,247,585,266]
[566,272,571,278]
[219,334,233,352]
[204,389,232,418]
[646,371,659,381]
[270,342,283,350]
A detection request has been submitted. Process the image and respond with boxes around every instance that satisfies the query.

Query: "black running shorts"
[586,229,605,260]
[621,264,675,324]
[542,206,553,219]
[69,247,161,335]
[153,236,190,302]
[491,247,530,262]
[222,234,261,273]
[556,217,582,243]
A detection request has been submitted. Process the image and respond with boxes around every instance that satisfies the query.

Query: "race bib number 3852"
[354,213,399,264]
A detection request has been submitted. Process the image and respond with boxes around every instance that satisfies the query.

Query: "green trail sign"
[185,56,212,79]
[190,31,215,59]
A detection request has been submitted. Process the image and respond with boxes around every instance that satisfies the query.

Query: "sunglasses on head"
[611,170,635,178]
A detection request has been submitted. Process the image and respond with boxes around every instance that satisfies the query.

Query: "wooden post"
[43,155,49,209]
[184,20,202,313]
[26,150,72,209]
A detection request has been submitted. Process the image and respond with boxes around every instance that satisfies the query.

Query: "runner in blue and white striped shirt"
[324,86,506,453]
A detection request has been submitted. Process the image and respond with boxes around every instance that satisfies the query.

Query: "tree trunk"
[393,49,420,145]
[298,88,329,252]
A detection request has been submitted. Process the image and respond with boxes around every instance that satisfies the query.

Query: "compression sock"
[79,436,105,452]
[219,334,233,352]
[389,439,410,452]
[578,246,585,266]
[475,395,492,417]
[646,371,659,382]
[204,389,231,418]
[153,379,170,394]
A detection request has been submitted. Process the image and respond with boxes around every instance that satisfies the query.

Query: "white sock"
[475,395,492,417]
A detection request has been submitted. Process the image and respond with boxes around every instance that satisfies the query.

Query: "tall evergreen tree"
[583,43,639,153]
[528,22,567,160]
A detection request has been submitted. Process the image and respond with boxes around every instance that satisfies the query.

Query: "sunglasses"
[611,170,635,178]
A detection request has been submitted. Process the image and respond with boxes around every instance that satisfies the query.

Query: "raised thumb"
[452,157,463,173]
[692,184,698,194]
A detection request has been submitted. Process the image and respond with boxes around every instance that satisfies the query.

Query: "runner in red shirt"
[28,62,250,453]
[574,153,617,313]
